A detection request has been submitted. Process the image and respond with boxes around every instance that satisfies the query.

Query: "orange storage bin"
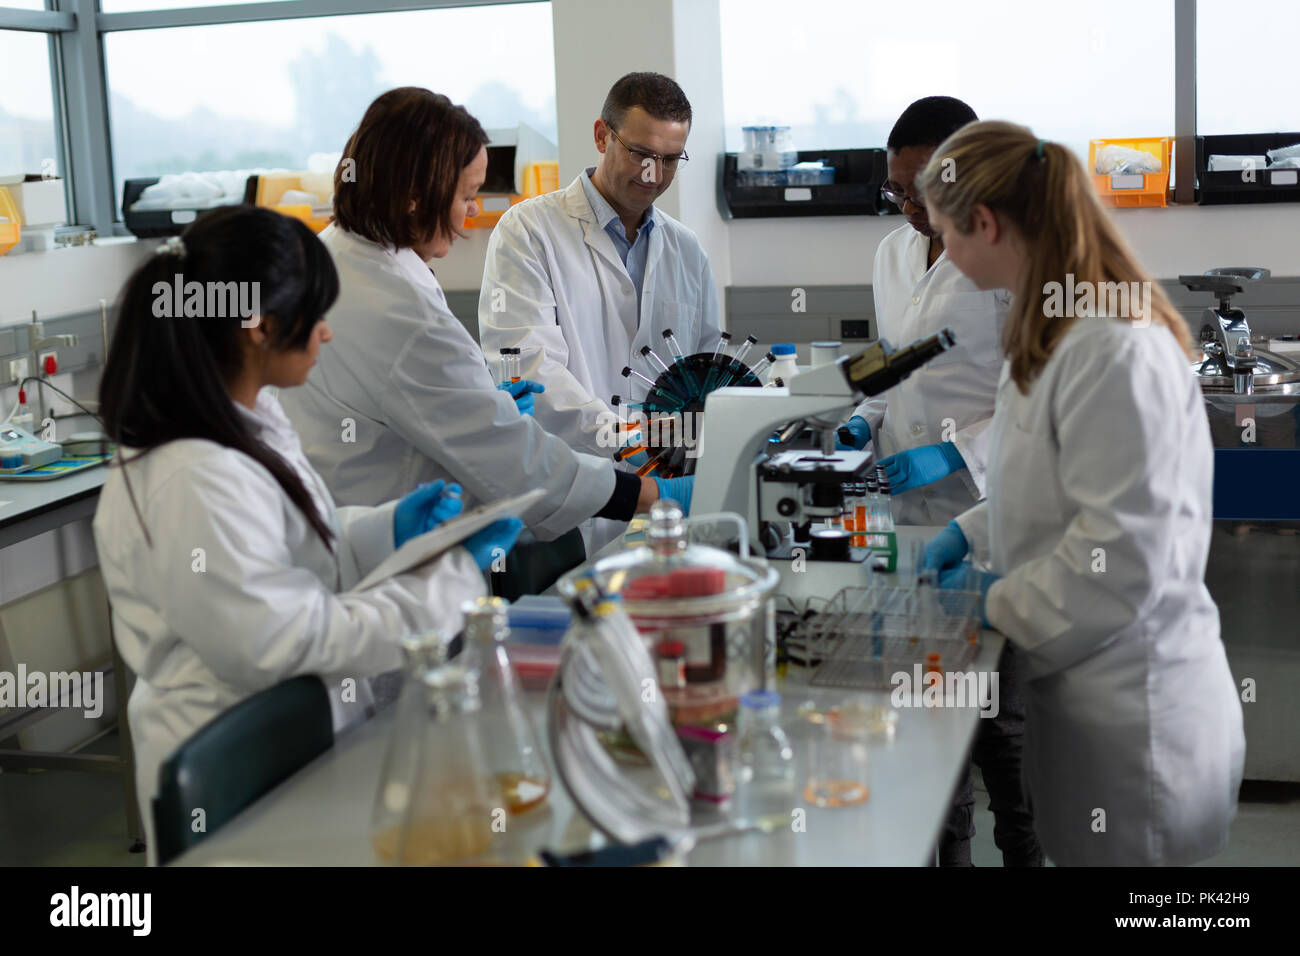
[250,172,333,232]
[0,187,21,256]
[1089,137,1172,208]
[465,161,560,229]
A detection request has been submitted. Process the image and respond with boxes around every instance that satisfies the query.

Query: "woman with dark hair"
[278,88,673,562]
[93,206,519,862]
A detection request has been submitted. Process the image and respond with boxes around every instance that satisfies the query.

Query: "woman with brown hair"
[919,120,1245,865]
[279,88,671,563]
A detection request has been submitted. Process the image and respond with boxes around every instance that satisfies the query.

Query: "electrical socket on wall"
[8,357,29,385]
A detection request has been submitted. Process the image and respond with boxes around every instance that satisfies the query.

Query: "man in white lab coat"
[479,72,723,509]
[843,97,1039,867]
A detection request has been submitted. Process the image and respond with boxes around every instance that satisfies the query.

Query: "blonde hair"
[918,120,1193,392]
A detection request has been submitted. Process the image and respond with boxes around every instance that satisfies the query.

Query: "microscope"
[691,330,956,602]
[1180,267,1270,395]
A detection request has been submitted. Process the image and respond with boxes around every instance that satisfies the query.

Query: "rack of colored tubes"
[610,330,775,478]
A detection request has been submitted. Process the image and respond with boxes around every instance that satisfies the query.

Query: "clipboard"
[350,487,546,592]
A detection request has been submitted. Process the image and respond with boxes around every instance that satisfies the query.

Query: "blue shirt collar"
[580,167,657,239]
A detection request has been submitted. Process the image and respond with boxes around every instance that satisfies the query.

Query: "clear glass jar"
[804,704,872,809]
[734,689,796,822]
[562,500,780,727]
[460,596,551,815]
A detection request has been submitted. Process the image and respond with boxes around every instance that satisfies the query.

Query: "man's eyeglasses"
[607,126,689,171]
[881,184,925,209]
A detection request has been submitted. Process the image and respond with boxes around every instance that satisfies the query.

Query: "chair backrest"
[152,675,333,865]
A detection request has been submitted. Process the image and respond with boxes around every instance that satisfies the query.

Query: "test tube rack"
[782,585,982,691]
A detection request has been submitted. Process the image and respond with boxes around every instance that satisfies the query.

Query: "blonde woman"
[919,120,1244,865]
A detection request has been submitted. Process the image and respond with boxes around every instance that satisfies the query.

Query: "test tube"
[636,451,667,477]
[640,345,673,378]
[661,329,701,393]
[611,394,649,412]
[717,335,759,388]
[497,348,515,385]
[703,332,733,391]
[622,366,685,410]
[742,351,777,385]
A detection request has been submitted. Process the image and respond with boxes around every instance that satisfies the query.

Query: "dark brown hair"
[600,72,692,129]
[333,87,489,248]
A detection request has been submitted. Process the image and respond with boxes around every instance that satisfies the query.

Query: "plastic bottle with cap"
[767,344,799,385]
[734,689,796,822]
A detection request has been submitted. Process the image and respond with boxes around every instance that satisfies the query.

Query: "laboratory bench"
[173,527,1004,867]
[0,444,141,849]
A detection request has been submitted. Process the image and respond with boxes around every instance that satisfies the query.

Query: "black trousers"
[937,642,1043,866]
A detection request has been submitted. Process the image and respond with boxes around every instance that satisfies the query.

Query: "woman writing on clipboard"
[93,206,521,862]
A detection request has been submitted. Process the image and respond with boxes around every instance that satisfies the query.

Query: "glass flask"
[369,631,446,853]
[370,663,505,865]
[460,596,551,815]
[734,689,796,822]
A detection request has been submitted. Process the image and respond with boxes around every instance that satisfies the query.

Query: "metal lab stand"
[0,461,143,852]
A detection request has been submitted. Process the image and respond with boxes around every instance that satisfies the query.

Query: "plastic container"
[737,149,799,172]
[1197,132,1300,205]
[785,162,835,186]
[1088,136,1171,208]
[247,171,333,233]
[810,341,843,366]
[742,125,795,154]
[767,344,799,385]
[465,160,560,229]
[722,148,890,219]
[0,187,20,257]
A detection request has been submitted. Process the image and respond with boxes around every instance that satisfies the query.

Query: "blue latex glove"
[624,448,650,468]
[878,441,966,493]
[923,521,969,572]
[939,562,999,628]
[836,415,872,451]
[498,379,545,416]
[393,480,463,548]
[653,475,694,515]
[463,517,525,571]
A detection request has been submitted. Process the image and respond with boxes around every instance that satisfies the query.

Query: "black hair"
[887,96,978,152]
[600,72,692,129]
[99,205,339,548]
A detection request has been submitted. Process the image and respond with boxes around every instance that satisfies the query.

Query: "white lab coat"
[479,171,725,460]
[954,318,1245,866]
[277,225,615,541]
[853,224,1008,525]
[93,388,485,864]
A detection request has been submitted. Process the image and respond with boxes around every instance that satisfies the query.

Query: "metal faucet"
[26,310,79,429]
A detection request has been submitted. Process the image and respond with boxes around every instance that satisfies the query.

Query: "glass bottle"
[370,663,505,865]
[461,597,551,815]
[734,689,796,822]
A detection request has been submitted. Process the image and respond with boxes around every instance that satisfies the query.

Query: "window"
[103,1,556,212]
[1197,0,1300,135]
[99,1,302,10]
[0,30,60,179]
[719,0,1175,160]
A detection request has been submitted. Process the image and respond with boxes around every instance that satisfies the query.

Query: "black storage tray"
[122,177,232,237]
[1196,133,1300,205]
[721,148,897,219]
